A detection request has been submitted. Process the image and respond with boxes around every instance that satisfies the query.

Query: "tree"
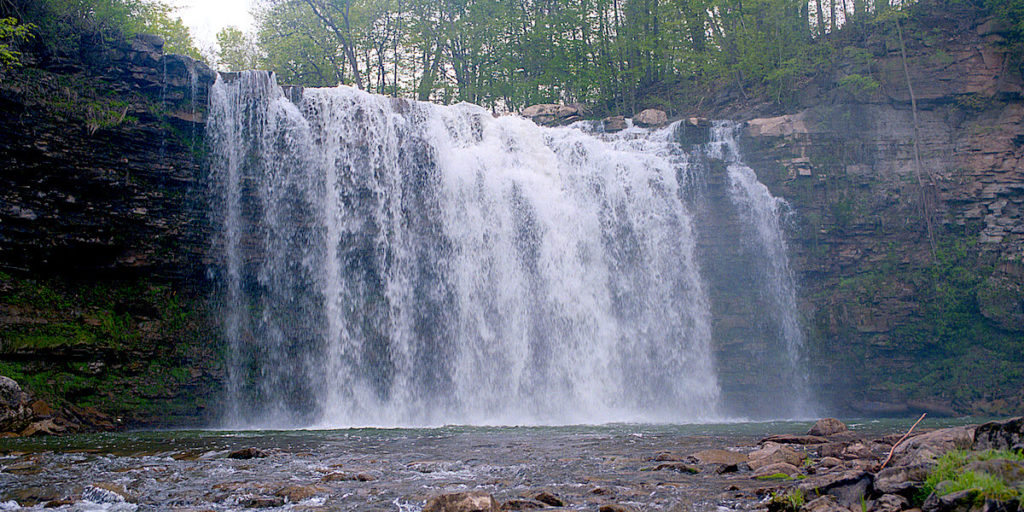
[0,17,33,71]
[216,26,260,71]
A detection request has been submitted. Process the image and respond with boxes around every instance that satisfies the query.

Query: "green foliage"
[8,0,201,61]
[215,26,260,72]
[770,489,806,511]
[0,17,34,71]
[246,0,927,111]
[918,450,1024,505]
[837,74,881,97]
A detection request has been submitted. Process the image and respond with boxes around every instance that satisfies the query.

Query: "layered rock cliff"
[738,6,1024,415]
[0,34,222,427]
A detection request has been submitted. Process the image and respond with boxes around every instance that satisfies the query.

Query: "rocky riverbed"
[1,417,1021,512]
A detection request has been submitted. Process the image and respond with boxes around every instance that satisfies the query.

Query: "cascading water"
[705,122,811,418]
[207,71,810,428]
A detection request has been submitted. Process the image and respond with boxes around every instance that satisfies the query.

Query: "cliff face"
[0,34,222,426]
[739,7,1024,416]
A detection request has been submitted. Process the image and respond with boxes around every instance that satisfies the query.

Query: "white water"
[709,122,811,417]
[207,72,809,428]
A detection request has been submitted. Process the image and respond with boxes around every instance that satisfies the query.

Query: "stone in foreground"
[808,418,848,437]
[423,491,500,512]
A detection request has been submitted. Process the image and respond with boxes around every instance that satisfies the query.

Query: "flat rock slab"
[692,449,749,465]
[424,492,500,512]
[762,434,828,445]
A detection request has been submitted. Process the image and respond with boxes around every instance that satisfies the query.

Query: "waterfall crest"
[207,71,809,427]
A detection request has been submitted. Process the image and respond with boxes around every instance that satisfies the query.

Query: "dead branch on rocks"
[879,413,927,470]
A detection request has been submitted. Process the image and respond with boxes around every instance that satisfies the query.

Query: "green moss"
[757,472,794,480]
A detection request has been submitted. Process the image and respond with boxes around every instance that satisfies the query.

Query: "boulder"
[227,447,267,459]
[874,463,931,494]
[692,449,749,465]
[892,426,975,466]
[501,499,546,510]
[818,457,843,469]
[650,462,700,473]
[752,462,801,478]
[808,418,848,437]
[0,376,32,433]
[521,104,581,127]
[973,417,1024,451]
[603,115,627,133]
[423,492,500,512]
[922,489,977,512]
[634,108,668,127]
[801,495,848,512]
[749,442,804,470]
[532,491,564,507]
[797,470,873,507]
[841,442,875,460]
[599,505,636,512]
[275,485,324,502]
[241,495,286,508]
[870,494,909,512]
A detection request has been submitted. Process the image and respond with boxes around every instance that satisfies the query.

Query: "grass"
[770,489,805,512]
[916,449,1024,506]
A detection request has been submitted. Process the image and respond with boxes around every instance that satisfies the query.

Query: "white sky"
[167,0,257,49]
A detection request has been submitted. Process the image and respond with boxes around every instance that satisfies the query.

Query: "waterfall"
[207,71,809,427]
[706,122,811,417]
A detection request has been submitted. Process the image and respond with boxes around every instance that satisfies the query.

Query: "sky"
[167,0,257,49]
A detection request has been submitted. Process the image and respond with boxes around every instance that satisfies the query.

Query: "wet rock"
[752,462,801,478]
[355,472,376,481]
[20,419,64,437]
[227,447,267,459]
[818,443,850,459]
[893,426,975,466]
[870,494,909,512]
[532,491,565,507]
[841,442,875,460]
[599,505,636,512]
[763,434,828,445]
[603,116,627,133]
[715,463,741,474]
[801,495,847,512]
[6,486,61,507]
[0,376,32,433]
[797,470,873,507]
[30,400,53,418]
[649,462,700,473]
[749,442,804,470]
[922,489,977,512]
[84,483,134,503]
[693,449,749,465]
[44,499,74,508]
[962,459,1024,485]
[241,495,286,508]
[590,487,613,496]
[818,457,843,468]
[973,417,1024,451]
[502,499,547,510]
[808,418,848,437]
[521,104,581,127]
[321,472,358,482]
[874,464,930,494]
[275,485,324,502]
[634,109,667,127]
[423,491,500,512]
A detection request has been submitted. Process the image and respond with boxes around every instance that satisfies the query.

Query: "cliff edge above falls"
[0,33,222,430]
[736,6,1024,416]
